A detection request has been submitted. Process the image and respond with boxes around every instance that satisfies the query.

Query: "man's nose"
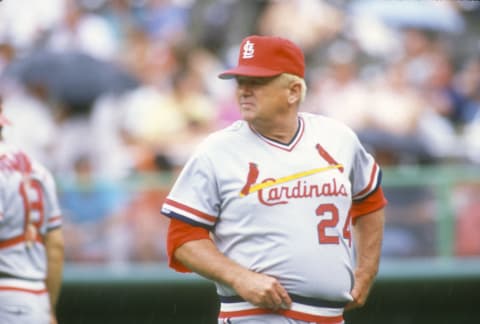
[237,83,253,95]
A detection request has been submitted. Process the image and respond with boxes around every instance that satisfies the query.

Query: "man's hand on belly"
[232,271,292,311]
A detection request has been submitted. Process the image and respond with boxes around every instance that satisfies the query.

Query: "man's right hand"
[173,238,292,311]
[232,271,292,311]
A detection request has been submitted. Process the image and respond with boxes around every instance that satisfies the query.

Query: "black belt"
[219,293,347,309]
[0,272,39,281]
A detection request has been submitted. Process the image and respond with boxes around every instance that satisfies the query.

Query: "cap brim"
[218,65,283,79]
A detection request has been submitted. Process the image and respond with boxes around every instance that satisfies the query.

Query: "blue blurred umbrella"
[3,51,140,113]
[349,0,465,34]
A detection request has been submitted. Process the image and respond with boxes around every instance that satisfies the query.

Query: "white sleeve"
[350,135,382,201]
[161,150,220,230]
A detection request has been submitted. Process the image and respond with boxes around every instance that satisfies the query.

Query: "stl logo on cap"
[218,35,305,79]
[242,40,255,59]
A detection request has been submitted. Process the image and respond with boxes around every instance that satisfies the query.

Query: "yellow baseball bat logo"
[240,164,343,197]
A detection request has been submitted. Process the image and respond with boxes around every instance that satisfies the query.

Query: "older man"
[162,35,386,324]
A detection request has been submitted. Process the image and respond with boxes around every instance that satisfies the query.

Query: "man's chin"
[240,111,255,122]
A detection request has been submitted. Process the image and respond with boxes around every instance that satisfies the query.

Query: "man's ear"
[288,81,302,104]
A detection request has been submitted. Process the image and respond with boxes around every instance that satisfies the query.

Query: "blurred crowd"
[0,0,479,263]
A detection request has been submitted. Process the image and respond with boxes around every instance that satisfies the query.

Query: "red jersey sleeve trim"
[167,218,211,273]
[48,215,62,223]
[164,198,217,223]
[350,186,388,221]
[353,163,379,199]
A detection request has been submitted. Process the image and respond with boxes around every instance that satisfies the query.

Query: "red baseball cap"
[219,35,305,79]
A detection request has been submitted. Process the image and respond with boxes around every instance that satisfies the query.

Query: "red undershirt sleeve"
[350,186,388,224]
[166,218,211,273]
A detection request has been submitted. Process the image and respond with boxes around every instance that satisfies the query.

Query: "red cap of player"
[218,35,305,79]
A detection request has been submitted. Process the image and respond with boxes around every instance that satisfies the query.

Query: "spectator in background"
[0,43,16,76]
[120,61,217,168]
[185,46,240,128]
[257,0,343,54]
[457,56,480,163]
[1,86,58,170]
[138,0,191,44]
[0,0,65,50]
[457,56,480,124]
[367,61,424,137]
[101,0,142,45]
[60,154,129,263]
[48,109,94,176]
[46,0,118,60]
[160,66,219,165]
[303,40,371,132]
[119,23,179,88]
[400,29,438,88]
[423,52,470,126]
[360,60,431,164]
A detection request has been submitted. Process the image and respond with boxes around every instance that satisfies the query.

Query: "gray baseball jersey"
[0,143,62,292]
[162,113,382,322]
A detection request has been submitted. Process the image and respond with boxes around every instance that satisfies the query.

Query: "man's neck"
[250,114,299,144]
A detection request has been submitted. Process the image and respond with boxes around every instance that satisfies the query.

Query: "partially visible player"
[0,96,64,324]
[162,35,387,323]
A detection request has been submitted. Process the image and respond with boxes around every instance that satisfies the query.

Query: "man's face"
[235,75,290,123]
